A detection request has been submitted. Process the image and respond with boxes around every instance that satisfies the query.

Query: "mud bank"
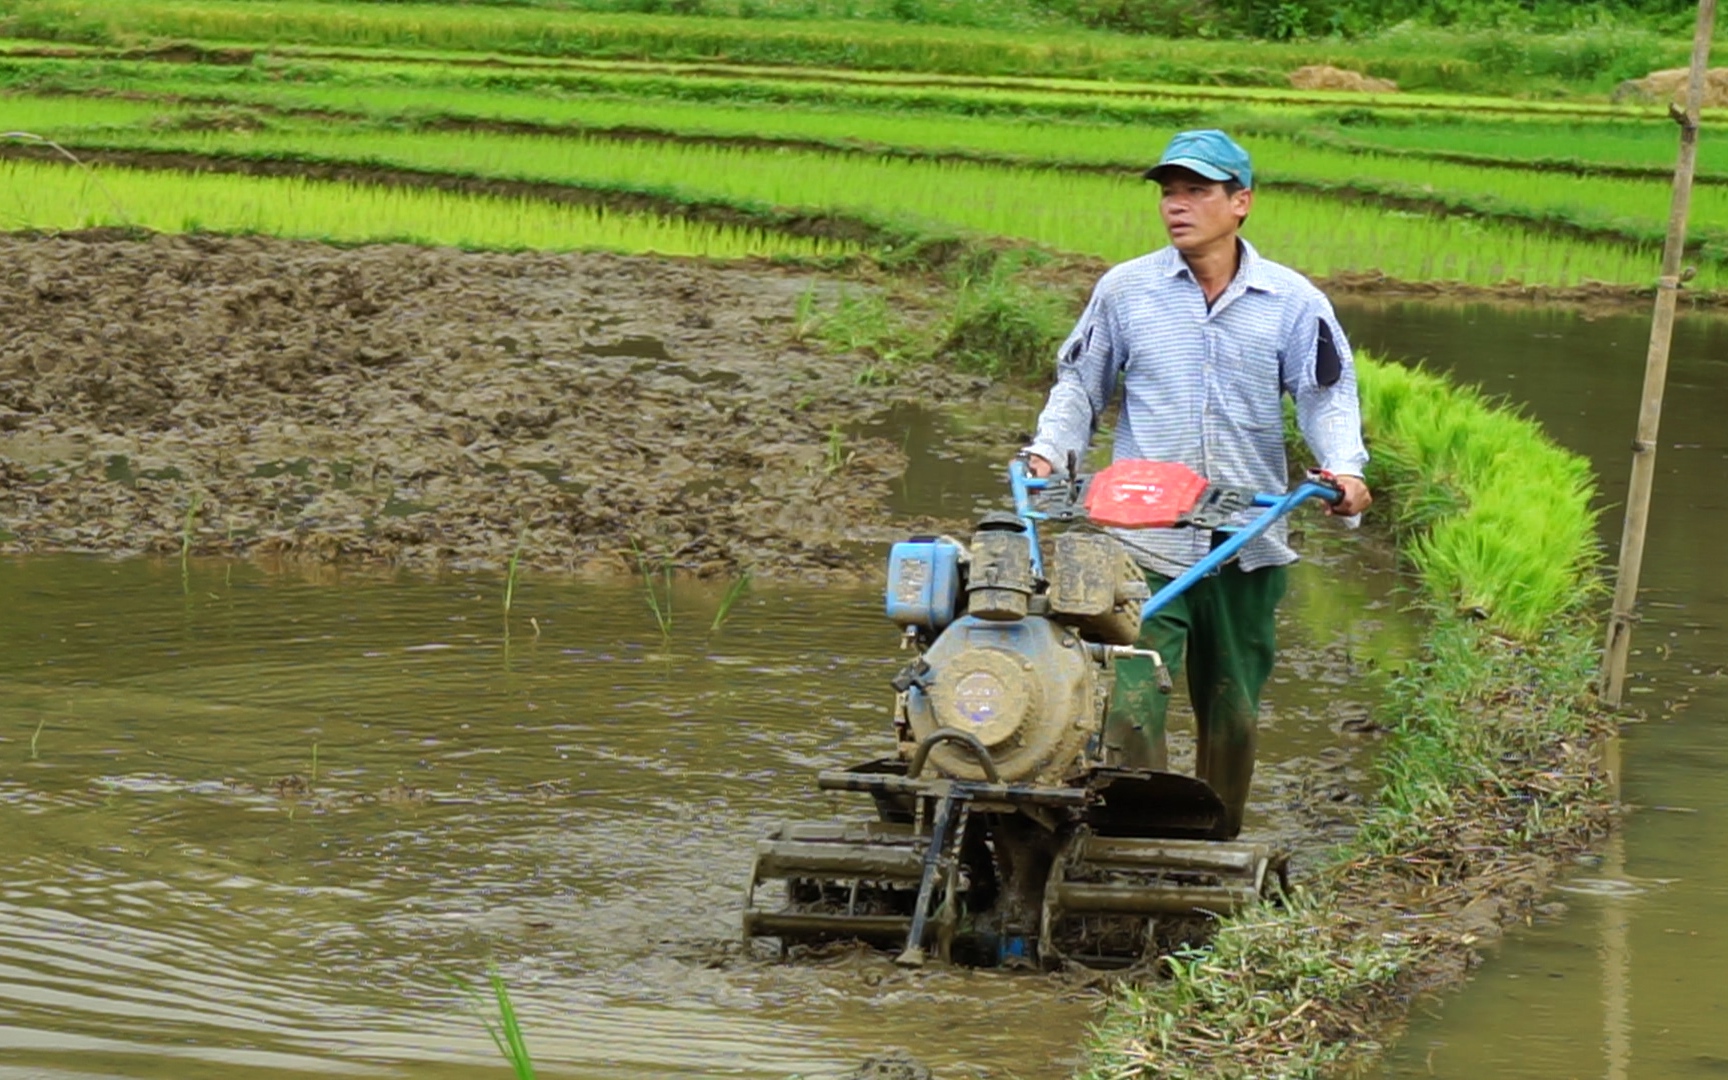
[0,232,972,576]
[1078,629,1618,1079]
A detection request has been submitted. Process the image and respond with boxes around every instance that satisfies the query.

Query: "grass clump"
[937,256,1072,378]
[797,251,1077,382]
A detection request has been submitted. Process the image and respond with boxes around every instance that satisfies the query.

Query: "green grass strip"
[0,155,855,258]
[0,0,1707,95]
[0,40,1693,120]
[1082,353,1606,1077]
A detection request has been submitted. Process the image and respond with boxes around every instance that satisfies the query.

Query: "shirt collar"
[1161,238,1278,295]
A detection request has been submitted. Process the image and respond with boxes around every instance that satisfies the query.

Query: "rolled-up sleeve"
[1026,286,1122,470]
[1281,296,1369,478]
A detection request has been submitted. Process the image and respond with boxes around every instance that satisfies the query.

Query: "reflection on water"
[0,414,1409,1079]
[1338,299,1728,1080]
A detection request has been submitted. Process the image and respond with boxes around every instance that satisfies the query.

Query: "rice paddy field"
[4,5,1724,1080]
[2,10,1723,294]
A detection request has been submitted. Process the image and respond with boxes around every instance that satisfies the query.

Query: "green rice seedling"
[30,717,45,760]
[179,491,202,562]
[1247,134,1728,256]
[8,45,1667,150]
[27,59,1728,261]
[709,571,751,632]
[0,96,177,133]
[630,539,673,640]
[45,119,1708,289]
[2,128,134,226]
[1355,354,1603,638]
[1301,119,1728,181]
[453,968,537,1080]
[502,528,527,616]
[0,156,854,259]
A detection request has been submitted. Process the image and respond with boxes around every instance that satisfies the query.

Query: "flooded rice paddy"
[1337,299,1728,1080]
[9,252,1717,1078]
[0,411,1407,1078]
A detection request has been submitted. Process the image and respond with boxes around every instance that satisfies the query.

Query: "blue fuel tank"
[885,540,963,632]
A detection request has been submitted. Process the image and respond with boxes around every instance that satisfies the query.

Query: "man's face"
[1158,170,1253,253]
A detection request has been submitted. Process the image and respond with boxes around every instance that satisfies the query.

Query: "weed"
[792,285,822,342]
[938,268,1069,378]
[180,491,203,594]
[823,424,852,474]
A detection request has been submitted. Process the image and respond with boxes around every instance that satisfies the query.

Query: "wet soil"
[0,232,982,577]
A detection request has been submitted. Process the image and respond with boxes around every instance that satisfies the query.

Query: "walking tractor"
[742,458,1344,969]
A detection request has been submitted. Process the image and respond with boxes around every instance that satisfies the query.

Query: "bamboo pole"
[1602,0,1717,706]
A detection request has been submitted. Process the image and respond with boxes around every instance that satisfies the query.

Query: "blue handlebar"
[1138,479,1335,623]
[1007,459,1047,578]
[1007,461,1338,625]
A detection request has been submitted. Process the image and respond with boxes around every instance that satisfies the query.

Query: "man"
[1023,129,1371,838]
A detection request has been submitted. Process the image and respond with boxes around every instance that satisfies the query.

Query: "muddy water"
[1335,300,1728,1080]
[0,410,1408,1079]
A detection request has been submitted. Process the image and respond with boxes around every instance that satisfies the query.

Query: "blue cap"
[1145,129,1254,189]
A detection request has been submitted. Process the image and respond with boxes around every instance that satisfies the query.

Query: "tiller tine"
[1038,830,1285,969]
[742,804,969,965]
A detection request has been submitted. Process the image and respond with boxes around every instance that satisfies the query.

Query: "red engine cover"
[1084,460,1210,529]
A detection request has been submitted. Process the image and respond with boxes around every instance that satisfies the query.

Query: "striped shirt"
[1026,239,1368,575]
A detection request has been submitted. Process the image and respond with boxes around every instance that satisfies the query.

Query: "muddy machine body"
[742,460,1342,968]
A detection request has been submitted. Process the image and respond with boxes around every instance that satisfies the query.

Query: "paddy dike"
[0,232,975,577]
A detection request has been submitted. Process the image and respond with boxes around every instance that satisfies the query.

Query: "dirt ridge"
[0,232,971,577]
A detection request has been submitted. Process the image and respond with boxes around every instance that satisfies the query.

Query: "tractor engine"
[886,516,1149,785]
[744,460,1322,968]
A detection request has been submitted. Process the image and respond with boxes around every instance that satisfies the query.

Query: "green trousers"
[1103,562,1287,839]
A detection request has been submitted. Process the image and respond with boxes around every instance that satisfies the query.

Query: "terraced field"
[2,24,1721,297]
